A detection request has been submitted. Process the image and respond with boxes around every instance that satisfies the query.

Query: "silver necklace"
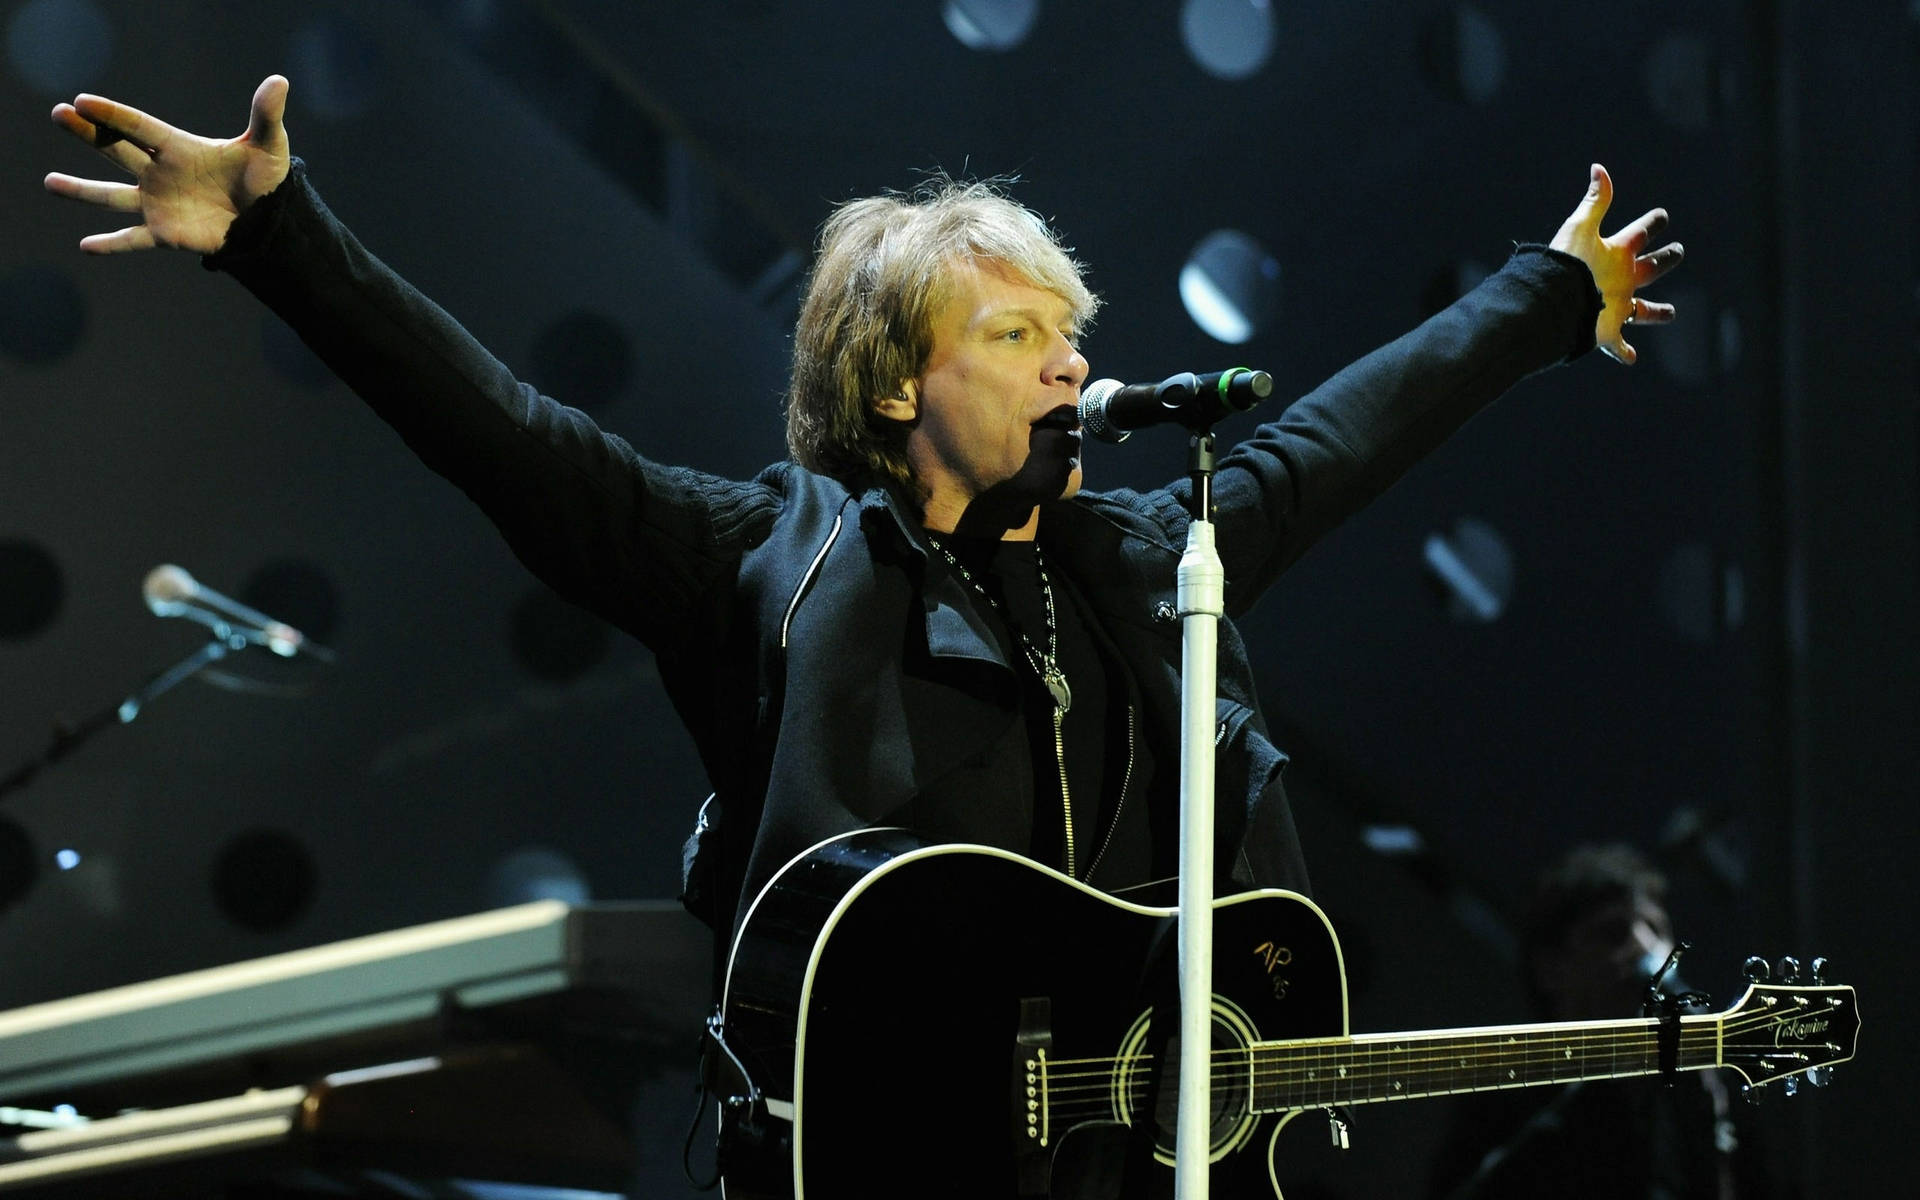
[926,535,1072,713]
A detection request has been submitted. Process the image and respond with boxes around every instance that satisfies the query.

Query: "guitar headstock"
[1719,956,1859,1091]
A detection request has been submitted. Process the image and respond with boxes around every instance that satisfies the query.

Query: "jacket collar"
[857,483,1180,669]
[859,484,1011,669]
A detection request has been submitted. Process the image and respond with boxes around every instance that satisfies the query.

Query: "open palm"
[1548,163,1684,365]
[44,75,292,255]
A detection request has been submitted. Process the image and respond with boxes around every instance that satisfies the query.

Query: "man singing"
[46,73,1681,1195]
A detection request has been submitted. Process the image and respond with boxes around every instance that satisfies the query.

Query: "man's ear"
[872,380,918,422]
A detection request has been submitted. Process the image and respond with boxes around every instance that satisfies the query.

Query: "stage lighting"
[942,0,1039,52]
[1180,229,1280,345]
[6,0,111,96]
[1181,0,1276,81]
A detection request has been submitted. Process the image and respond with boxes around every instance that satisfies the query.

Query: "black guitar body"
[717,830,1349,1200]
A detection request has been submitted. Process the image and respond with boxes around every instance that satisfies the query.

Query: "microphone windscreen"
[1078,378,1128,443]
[142,563,196,609]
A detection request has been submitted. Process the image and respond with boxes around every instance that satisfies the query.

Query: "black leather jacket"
[210,161,1602,936]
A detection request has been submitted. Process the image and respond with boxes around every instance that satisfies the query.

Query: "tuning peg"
[1776,956,1801,983]
[1742,1084,1767,1107]
[1810,956,1830,983]
[1743,956,1770,982]
[1781,1074,1800,1098]
[1807,1066,1834,1088]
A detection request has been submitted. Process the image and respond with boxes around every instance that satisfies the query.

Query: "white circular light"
[1179,229,1280,345]
[942,0,1040,52]
[1180,0,1275,82]
[6,0,110,95]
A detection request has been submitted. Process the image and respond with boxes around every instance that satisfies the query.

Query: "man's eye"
[1004,328,1026,342]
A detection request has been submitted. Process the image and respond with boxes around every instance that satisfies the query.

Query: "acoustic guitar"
[711,830,1858,1199]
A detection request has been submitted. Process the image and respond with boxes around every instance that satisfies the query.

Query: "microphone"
[1078,368,1274,443]
[142,564,331,661]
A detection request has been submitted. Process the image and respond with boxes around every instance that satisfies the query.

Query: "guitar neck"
[1249,1012,1721,1112]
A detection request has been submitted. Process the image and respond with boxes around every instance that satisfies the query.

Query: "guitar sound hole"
[1151,1026,1254,1155]
[1112,999,1261,1162]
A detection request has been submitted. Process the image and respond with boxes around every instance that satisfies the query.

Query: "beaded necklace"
[925,535,1071,714]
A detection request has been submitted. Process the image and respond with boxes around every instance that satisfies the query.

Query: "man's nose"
[1051,341,1089,389]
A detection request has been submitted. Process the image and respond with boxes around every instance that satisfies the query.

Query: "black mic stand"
[0,633,244,804]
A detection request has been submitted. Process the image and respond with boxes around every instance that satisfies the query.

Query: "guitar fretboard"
[1248,1015,1719,1111]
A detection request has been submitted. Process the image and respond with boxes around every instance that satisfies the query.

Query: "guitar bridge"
[1013,996,1054,1196]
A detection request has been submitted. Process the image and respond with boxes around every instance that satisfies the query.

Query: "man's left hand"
[1550,163,1682,365]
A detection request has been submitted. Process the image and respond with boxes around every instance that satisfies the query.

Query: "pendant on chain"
[1043,666,1072,713]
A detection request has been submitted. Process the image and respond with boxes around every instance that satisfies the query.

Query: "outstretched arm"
[1199,165,1683,608]
[1549,163,1683,365]
[44,74,291,255]
[42,75,774,661]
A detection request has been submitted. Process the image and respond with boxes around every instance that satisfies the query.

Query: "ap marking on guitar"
[705,829,1861,1200]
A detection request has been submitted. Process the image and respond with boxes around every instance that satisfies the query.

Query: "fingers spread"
[1636,242,1684,285]
[43,173,141,212]
[1611,207,1669,255]
[50,102,97,140]
[54,102,153,175]
[70,93,170,156]
[78,224,157,255]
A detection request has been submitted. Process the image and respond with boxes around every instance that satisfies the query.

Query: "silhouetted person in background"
[1430,844,1768,1199]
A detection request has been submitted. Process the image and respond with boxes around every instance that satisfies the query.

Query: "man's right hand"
[44,74,292,255]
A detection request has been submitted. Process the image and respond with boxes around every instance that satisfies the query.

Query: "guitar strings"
[1041,1025,1711,1077]
[1038,1039,1718,1101]
[1039,1023,1799,1092]
[993,1000,1848,1135]
[1027,1008,1827,1110]
[1035,1004,1813,1074]
[1036,1024,1805,1125]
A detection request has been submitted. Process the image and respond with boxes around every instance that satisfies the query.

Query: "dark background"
[0,0,1911,1194]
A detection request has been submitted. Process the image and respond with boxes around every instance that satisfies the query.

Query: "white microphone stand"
[1174,430,1223,1200]
[1079,367,1271,1199]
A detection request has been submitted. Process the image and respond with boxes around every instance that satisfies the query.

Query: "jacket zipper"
[1083,704,1137,882]
[1052,705,1076,878]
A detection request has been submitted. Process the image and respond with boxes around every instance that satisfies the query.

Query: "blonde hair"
[785,178,1099,492]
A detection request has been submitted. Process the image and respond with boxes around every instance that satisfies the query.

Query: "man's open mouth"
[1033,405,1080,433]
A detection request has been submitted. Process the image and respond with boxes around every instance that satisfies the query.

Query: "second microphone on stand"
[142,564,335,662]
